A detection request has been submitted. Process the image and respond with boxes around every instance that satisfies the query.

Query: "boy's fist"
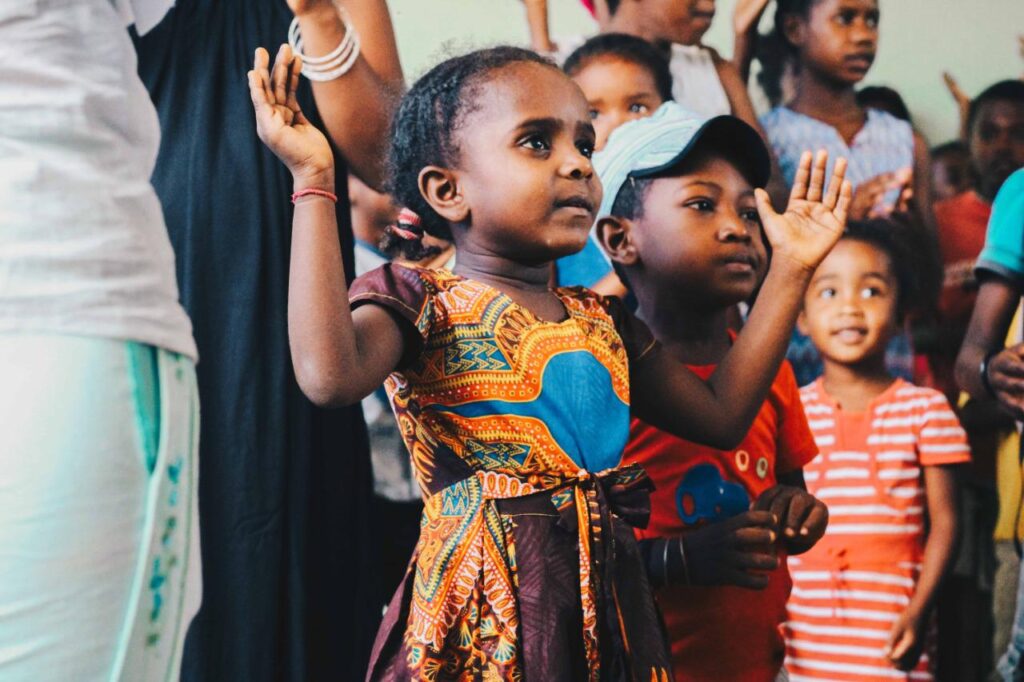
[754,484,828,554]
[682,510,779,589]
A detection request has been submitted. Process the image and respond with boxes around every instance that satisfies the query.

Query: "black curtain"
[134,2,378,678]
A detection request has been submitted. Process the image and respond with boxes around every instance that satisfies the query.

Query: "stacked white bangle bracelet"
[288,6,361,82]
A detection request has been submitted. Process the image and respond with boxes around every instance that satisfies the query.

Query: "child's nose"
[561,149,594,180]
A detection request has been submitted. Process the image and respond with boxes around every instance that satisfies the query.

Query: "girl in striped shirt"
[785,220,969,681]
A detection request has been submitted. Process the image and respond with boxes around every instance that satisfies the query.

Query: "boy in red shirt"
[595,104,829,681]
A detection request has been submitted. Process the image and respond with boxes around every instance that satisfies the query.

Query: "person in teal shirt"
[956,167,1024,680]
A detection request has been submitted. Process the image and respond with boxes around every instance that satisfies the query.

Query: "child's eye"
[860,286,883,299]
[576,140,594,159]
[865,11,880,28]
[520,134,550,152]
[819,287,837,300]
[835,10,855,25]
[686,199,715,212]
[588,109,600,120]
[740,208,761,223]
[628,103,650,115]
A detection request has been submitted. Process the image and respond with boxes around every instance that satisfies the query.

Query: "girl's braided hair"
[383,46,556,260]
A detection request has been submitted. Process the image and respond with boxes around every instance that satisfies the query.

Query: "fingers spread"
[834,179,853,227]
[806,149,828,203]
[790,151,813,203]
[823,156,848,210]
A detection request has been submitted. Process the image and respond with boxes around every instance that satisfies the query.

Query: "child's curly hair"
[841,218,926,320]
[384,46,556,260]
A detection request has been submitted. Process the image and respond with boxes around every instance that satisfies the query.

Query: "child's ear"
[781,14,807,50]
[595,216,639,267]
[418,166,469,224]
[796,308,810,336]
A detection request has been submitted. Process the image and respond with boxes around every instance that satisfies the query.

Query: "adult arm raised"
[289,0,404,189]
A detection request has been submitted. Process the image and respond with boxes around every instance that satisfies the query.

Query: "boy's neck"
[634,286,734,366]
[820,353,895,412]
[789,68,863,126]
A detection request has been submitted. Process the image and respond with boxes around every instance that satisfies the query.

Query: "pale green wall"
[387,0,1023,145]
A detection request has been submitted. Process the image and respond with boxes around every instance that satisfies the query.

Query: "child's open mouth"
[832,326,868,344]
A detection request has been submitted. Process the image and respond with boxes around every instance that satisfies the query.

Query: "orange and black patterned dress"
[351,264,672,682]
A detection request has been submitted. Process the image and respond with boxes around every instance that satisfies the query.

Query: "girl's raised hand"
[248,45,334,184]
[754,150,852,273]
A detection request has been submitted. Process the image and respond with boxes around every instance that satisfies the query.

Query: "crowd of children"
[243,0,1024,675]
[2,0,1022,681]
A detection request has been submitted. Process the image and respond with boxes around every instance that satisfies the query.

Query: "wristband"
[291,188,338,204]
[980,349,999,399]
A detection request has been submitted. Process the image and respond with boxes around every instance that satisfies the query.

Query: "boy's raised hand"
[755,150,853,274]
[248,45,334,184]
[753,484,828,554]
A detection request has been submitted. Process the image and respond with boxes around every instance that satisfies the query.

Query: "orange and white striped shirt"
[785,378,970,681]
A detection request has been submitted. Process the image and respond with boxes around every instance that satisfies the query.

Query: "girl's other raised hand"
[754,150,853,274]
[248,45,335,186]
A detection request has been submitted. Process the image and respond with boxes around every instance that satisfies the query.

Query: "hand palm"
[248,46,333,178]
[756,151,852,272]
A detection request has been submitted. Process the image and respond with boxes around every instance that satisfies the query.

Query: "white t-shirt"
[668,43,731,118]
[0,0,196,360]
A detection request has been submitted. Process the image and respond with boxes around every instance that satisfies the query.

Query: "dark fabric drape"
[134,2,378,678]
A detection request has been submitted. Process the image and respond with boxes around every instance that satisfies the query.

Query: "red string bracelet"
[291,188,338,204]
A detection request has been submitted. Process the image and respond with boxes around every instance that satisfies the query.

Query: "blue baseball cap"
[593,101,772,221]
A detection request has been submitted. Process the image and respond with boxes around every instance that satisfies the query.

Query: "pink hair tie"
[291,187,338,204]
[579,0,596,18]
[389,208,424,241]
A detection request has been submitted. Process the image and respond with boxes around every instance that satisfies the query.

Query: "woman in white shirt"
[0,1,200,679]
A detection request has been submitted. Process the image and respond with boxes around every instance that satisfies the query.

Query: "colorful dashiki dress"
[351,264,672,682]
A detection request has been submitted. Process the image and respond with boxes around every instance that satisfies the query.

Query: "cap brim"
[630,115,772,188]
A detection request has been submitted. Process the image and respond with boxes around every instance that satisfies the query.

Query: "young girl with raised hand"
[249,44,850,680]
[786,221,968,681]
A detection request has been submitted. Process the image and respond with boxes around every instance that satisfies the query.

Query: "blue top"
[761,106,917,387]
[761,106,915,190]
[977,168,1024,286]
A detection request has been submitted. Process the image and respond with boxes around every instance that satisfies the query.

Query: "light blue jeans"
[0,333,201,681]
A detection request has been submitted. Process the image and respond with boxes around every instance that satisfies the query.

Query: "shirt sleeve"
[915,390,971,466]
[349,263,434,366]
[600,294,658,363]
[977,169,1024,287]
[773,361,820,474]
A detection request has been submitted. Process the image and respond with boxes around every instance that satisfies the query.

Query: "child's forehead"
[462,63,589,125]
[820,238,894,276]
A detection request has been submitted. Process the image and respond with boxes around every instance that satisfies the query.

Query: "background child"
[786,221,969,680]
[249,41,851,680]
[595,103,829,682]
[929,141,972,202]
[760,0,939,389]
[556,33,673,293]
